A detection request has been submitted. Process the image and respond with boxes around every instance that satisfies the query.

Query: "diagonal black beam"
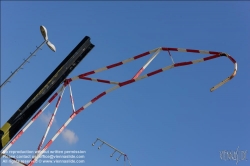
[0,36,95,150]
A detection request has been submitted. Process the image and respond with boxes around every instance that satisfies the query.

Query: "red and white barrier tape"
[1,47,237,166]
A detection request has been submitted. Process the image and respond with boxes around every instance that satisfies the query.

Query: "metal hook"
[116,154,123,161]
[110,150,116,157]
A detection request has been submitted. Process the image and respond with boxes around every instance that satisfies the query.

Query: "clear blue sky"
[1,1,249,166]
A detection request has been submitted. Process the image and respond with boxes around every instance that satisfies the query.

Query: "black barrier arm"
[0,36,95,151]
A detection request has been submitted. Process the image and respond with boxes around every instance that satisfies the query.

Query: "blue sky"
[1,1,249,166]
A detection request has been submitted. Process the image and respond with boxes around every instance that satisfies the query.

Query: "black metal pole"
[0,36,95,151]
